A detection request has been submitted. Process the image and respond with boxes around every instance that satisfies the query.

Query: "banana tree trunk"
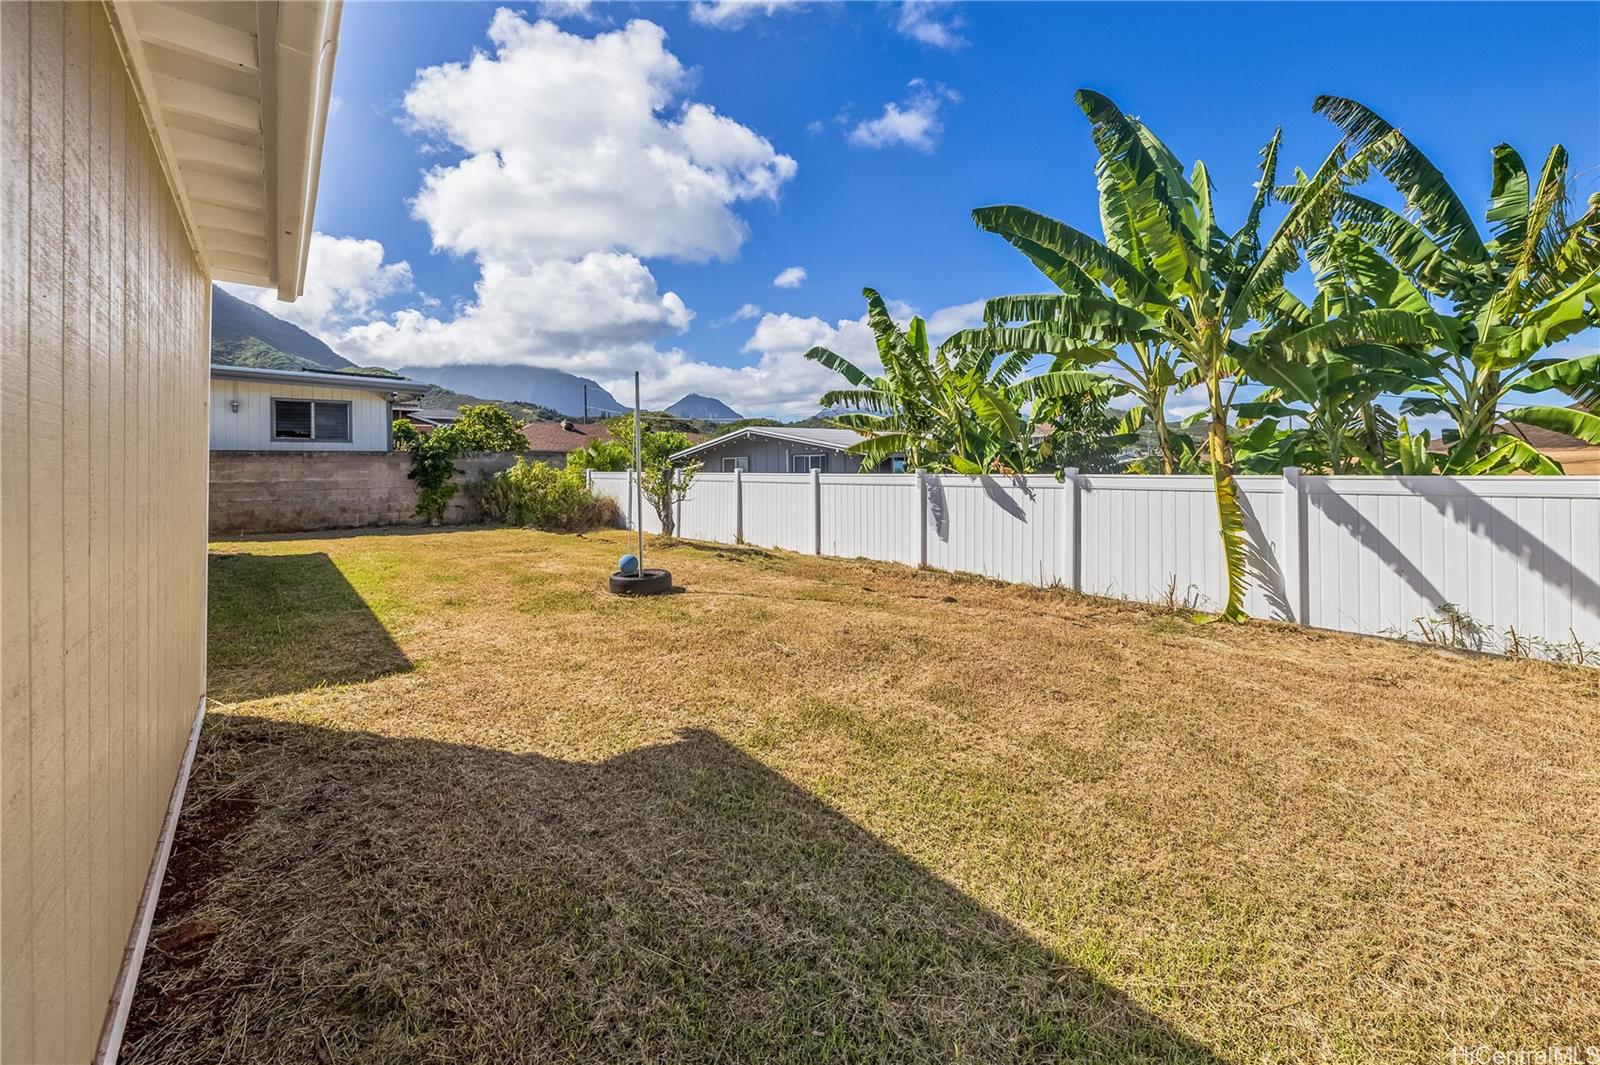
[1204,367,1250,623]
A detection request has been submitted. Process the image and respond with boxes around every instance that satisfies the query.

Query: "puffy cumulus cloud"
[336,252,692,376]
[687,1,807,29]
[847,79,959,152]
[286,11,802,396]
[404,12,796,265]
[223,233,412,341]
[772,265,807,288]
[894,0,966,49]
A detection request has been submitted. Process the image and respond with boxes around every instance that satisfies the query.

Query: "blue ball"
[617,553,640,576]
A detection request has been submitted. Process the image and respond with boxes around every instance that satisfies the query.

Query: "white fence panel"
[740,474,815,553]
[594,467,1599,652]
[1303,476,1600,643]
[924,475,1067,586]
[820,474,921,565]
[676,473,739,543]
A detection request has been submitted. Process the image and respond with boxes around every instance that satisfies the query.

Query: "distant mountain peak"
[665,393,743,421]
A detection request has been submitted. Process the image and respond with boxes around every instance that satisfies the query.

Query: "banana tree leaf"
[1511,353,1600,398]
[1312,96,1489,263]
[982,294,1160,344]
[972,205,1161,306]
[1498,404,1600,445]
[1466,434,1564,475]
[1235,400,1310,421]
[804,345,874,387]
[1486,143,1531,254]
[1275,308,1433,360]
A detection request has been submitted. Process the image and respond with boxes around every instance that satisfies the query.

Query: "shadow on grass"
[126,717,1227,1064]
[207,551,411,700]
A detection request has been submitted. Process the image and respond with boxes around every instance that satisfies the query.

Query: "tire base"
[609,568,674,596]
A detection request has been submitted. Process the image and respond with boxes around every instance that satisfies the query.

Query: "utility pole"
[633,372,644,569]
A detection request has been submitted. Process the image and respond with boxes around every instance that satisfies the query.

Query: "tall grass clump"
[476,459,619,531]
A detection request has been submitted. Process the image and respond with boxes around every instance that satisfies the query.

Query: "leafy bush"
[477,459,620,531]
[566,438,630,474]
[408,432,463,523]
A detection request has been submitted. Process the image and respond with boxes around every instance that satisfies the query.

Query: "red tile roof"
[520,420,613,453]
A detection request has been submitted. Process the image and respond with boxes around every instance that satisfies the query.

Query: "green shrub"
[476,459,619,531]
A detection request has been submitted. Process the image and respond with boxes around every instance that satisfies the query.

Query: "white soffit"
[108,1,342,301]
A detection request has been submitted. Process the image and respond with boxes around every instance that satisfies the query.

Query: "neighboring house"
[395,406,463,432]
[211,365,426,452]
[1,3,339,1061]
[672,426,903,473]
[520,418,614,465]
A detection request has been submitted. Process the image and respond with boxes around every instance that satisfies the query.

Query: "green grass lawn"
[125,527,1600,1063]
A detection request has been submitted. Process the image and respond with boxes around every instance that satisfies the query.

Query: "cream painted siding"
[2,4,209,1062]
[210,377,394,451]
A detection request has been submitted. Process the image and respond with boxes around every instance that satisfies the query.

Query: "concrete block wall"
[209,452,532,535]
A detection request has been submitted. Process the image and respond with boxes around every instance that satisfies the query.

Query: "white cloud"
[894,1,966,50]
[847,79,958,152]
[688,1,806,29]
[772,266,807,288]
[924,298,985,342]
[712,302,764,327]
[280,11,800,389]
[625,309,882,415]
[534,0,601,22]
[222,232,412,341]
[403,13,796,265]
[336,253,693,376]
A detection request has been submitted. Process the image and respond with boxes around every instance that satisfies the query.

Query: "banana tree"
[975,90,1412,620]
[805,288,1112,474]
[1311,97,1600,470]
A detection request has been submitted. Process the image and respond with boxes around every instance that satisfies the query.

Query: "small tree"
[437,405,526,453]
[639,430,697,537]
[391,418,422,452]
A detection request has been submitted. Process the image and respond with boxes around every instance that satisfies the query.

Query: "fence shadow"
[127,717,1229,1064]
[207,551,411,701]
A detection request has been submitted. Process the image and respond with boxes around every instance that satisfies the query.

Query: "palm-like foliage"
[1310,97,1600,471]
[804,288,1112,475]
[975,90,1421,620]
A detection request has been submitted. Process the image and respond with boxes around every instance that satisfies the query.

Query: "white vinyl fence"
[591,470,1600,652]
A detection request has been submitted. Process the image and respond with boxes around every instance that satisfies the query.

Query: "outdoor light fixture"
[229,399,239,413]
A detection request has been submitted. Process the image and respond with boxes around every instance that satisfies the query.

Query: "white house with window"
[670,426,905,474]
[209,365,427,452]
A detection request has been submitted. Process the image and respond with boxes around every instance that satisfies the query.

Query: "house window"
[791,454,826,473]
[721,456,749,472]
[273,399,351,442]
[890,456,908,473]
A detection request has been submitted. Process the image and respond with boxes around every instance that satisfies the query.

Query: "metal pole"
[634,371,644,569]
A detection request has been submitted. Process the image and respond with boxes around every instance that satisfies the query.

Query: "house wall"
[209,452,538,535]
[685,436,868,474]
[1,4,210,1062]
[210,377,395,451]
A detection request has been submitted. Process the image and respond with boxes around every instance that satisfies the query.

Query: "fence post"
[1061,468,1081,591]
[916,472,928,568]
[734,467,744,544]
[811,467,822,555]
[1281,467,1304,624]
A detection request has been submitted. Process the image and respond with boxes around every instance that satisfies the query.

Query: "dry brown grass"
[125,527,1600,1063]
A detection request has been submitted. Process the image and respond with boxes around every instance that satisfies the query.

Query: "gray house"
[671,426,903,473]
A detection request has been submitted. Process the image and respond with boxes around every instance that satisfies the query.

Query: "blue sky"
[238,1,1600,416]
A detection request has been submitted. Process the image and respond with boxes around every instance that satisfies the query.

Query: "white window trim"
[272,397,353,443]
[791,453,826,473]
[721,455,750,472]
